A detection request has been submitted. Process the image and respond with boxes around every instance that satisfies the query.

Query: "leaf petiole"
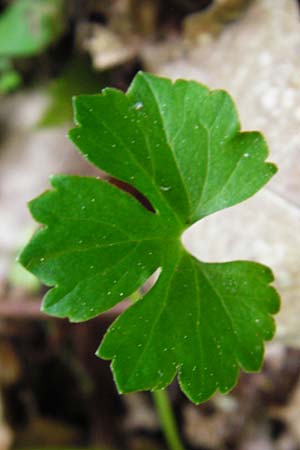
[152,389,186,450]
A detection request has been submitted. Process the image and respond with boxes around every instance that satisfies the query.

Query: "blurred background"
[0,0,300,449]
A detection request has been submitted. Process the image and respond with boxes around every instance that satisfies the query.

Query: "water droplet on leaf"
[160,186,171,191]
[134,101,143,110]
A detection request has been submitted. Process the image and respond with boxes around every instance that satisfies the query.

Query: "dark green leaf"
[20,72,280,403]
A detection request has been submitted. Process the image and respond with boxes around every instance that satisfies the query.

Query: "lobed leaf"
[20,72,280,403]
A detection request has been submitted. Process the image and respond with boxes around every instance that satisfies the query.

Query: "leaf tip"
[266,161,278,176]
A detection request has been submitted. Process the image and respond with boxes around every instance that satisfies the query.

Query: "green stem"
[152,389,186,450]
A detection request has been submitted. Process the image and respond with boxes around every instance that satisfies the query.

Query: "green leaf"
[0,57,22,93]
[38,57,103,127]
[0,0,64,58]
[20,72,280,404]
[0,68,22,93]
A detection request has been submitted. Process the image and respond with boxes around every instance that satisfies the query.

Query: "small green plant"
[20,72,280,449]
